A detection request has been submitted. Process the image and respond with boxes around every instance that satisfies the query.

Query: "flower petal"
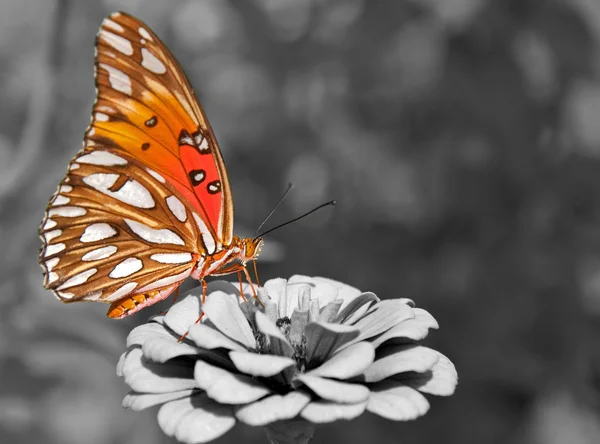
[164,293,202,336]
[334,292,380,324]
[229,351,295,377]
[371,309,439,348]
[158,393,235,443]
[142,337,200,363]
[400,352,458,396]
[187,323,246,351]
[312,276,362,307]
[255,310,294,357]
[367,381,430,420]
[123,389,198,411]
[307,342,374,379]
[296,374,370,404]
[318,299,343,322]
[362,345,440,383]
[126,322,174,348]
[301,400,367,423]
[264,277,288,308]
[194,360,270,404]
[344,300,415,347]
[304,322,360,365]
[202,291,256,349]
[235,391,312,426]
[116,349,127,377]
[121,348,197,393]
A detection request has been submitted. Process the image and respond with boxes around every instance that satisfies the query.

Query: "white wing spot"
[95,112,109,122]
[138,27,153,41]
[88,128,96,137]
[83,174,155,209]
[83,290,103,301]
[138,269,192,293]
[80,223,117,243]
[58,291,75,300]
[104,18,124,33]
[43,219,57,230]
[99,63,132,95]
[141,48,166,74]
[109,257,143,278]
[52,195,70,206]
[82,245,118,261]
[48,206,86,217]
[44,229,61,243]
[69,163,80,170]
[166,196,187,222]
[146,168,166,183]
[125,219,185,245]
[78,151,127,166]
[57,268,98,290]
[60,185,73,193]
[199,138,209,152]
[193,213,216,254]
[140,38,147,45]
[96,105,114,113]
[150,253,193,264]
[48,272,59,284]
[100,30,134,56]
[107,282,138,301]
[45,257,59,272]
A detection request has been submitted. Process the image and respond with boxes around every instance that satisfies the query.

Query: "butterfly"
[39,12,263,319]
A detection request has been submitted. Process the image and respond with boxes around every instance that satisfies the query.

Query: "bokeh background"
[1,0,600,443]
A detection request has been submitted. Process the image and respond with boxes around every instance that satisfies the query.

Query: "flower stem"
[263,419,315,444]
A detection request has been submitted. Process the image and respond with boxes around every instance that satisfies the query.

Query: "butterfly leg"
[243,266,264,308]
[253,260,261,287]
[178,280,208,343]
[237,271,247,302]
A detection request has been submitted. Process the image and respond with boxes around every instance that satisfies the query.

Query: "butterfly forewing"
[91,11,233,245]
[40,12,236,316]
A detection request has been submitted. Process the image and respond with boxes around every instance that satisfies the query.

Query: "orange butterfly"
[39,12,263,319]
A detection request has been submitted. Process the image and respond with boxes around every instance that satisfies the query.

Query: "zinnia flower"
[117,275,457,444]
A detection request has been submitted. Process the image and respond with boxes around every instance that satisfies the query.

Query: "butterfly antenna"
[255,183,294,235]
[256,200,336,239]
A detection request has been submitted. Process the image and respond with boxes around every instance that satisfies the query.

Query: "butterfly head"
[234,236,264,263]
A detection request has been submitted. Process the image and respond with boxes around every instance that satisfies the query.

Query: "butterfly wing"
[92,11,233,247]
[39,12,234,317]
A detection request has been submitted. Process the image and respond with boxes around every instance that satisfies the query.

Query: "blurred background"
[1,0,600,443]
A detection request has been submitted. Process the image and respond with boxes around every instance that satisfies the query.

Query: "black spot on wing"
[207,180,221,194]
[189,169,206,186]
[145,116,158,127]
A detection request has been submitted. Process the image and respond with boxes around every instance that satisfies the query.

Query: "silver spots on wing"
[82,245,118,261]
[83,173,155,209]
[109,257,143,278]
[57,268,98,290]
[99,63,132,95]
[141,47,166,74]
[80,223,118,243]
[99,30,134,56]
[189,169,206,186]
[125,219,185,246]
[166,195,187,222]
[207,180,221,195]
[48,207,87,217]
[78,150,127,166]
[150,253,192,264]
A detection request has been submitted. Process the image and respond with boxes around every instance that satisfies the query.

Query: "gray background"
[1,0,600,443]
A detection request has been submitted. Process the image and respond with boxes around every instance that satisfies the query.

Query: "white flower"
[118,275,457,444]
